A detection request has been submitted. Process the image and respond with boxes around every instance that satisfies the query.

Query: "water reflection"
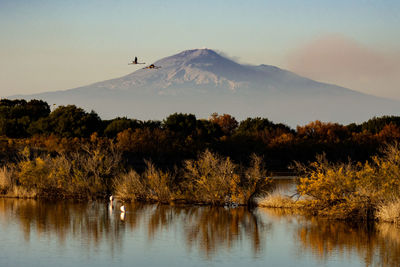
[183,207,269,257]
[260,208,400,267]
[0,199,269,259]
[0,199,126,256]
[1,198,400,266]
[126,204,270,258]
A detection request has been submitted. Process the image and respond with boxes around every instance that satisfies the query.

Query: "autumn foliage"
[1,99,400,210]
[296,143,400,220]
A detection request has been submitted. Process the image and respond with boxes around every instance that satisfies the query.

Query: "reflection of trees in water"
[295,217,400,267]
[4,198,399,265]
[376,223,400,267]
[0,199,126,255]
[132,204,270,258]
[0,199,269,258]
[183,207,269,258]
[3,199,399,265]
[258,207,400,267]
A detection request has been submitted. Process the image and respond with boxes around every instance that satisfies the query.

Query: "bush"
[143,161,176,203]
[114,169,147,201]
[183,150,240,205]
[296,143,400,220]
[183,150,271,205]
[0,166,14,193]
[6,144,271,205]
[114,161,178,203]
[14,140,121,198]
[242,154,272,204]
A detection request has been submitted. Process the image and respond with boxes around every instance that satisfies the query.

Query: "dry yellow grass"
[257,189,298,208]
[376,199,400,224]
[0,166,13,192]
[0,166,37,198]
[114,161,177,203]
[6,186,38,198]
[0,169,8,189]
[114,169,146,201]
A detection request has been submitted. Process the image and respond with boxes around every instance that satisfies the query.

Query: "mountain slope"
[11,48,400,126]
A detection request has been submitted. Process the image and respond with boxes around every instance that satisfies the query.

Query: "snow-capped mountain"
[11,48,400,126]
[89,48,355,95]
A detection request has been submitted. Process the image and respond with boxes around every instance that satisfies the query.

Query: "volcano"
[12,48,400,126]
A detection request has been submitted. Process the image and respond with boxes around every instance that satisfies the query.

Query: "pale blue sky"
[1,0,399,97]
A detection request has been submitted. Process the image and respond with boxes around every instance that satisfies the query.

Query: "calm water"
[0,187,399,266]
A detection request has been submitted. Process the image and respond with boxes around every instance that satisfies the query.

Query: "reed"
[0,166,13,194]
[376,199,400,224]
[143,160,177,203]
[113,169,147,201]
[257,189,297,208]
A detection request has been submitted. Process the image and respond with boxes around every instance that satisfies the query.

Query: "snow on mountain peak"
[106,48,246,92]
[99,48,338,94]
[153,48,222,67]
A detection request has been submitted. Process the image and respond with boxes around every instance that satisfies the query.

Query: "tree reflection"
[3,199,399,265]
[0,199,269,259]
[0,198,126,256]
[295,217,400,266]
[183,206,269,258]
[259,207,400,267]
[130,204,270,258]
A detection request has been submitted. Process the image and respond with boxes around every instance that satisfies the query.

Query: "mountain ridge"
[10,48,400,126]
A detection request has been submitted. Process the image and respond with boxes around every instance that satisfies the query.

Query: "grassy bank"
[0,145,272,205]
[3,131,400,221]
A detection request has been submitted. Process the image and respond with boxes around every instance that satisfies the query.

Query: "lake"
[0,187,399,266]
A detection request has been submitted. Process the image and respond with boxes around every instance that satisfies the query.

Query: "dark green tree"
[360,116,400,134]
[236,117,292,135]
[162,113,197,136]
[30,105,101,137]
[0,99,50,137]
[104,117,141,137]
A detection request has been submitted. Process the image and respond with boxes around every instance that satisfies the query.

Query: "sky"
[0,0,399,99]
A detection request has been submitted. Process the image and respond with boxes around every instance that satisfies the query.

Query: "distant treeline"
[1,98,400,170]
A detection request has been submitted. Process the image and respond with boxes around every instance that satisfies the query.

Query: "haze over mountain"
[11,48,400,126]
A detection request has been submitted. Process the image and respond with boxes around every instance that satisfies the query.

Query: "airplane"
[128,57,145,65]
[143,64,161,70]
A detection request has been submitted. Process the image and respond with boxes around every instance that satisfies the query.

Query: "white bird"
[120,205,125,213]
[108,195,114,213]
